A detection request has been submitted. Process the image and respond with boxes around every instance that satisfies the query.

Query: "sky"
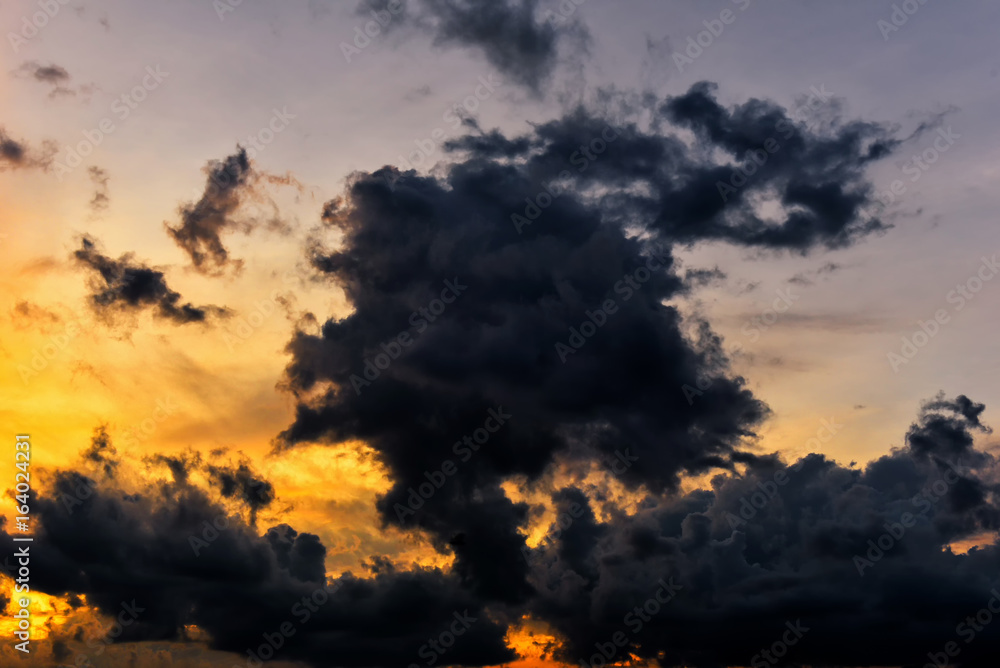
[2,0,1000,666]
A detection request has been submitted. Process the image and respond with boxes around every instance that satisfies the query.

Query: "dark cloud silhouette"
[656,82,895,249]
[361,0,586,93]
[73,235,230,325]
[10,397,1000,667]
[271,82,905,624]
[165,149,255,275]
[164,148,295,275]
[0,442,515,668]
[0,128,25,164]
[207,462,276,524]
[441,83,897,252]
[419,0,585,93]
[10,75,975,667]
[527,395,1000,667]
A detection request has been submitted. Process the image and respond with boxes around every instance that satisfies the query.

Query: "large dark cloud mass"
[0,440,513,667]
[8,399,1000,667]
[529,395,1000,667]
[74,235,230,325]
[276,83,900,611]
[11,79,998,668]
[260,84,999,665]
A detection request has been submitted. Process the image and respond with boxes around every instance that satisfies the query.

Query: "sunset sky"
[2,1,1000,667]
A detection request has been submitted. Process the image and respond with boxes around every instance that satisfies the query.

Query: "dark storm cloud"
[14,399,998,668]
[526,395,1000,667]
[438,82,897,252]
[14,75,957,666]
[0,441,514,668]
[73,235,231,325]
[253,78,1000,667]
[274,82,903,614]
[482,82,896,252]
[657,81,896,249]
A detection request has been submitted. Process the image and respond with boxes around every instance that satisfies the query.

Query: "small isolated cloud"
[165,148,296,276]
[0,126,55,171]
[363,0,588,95]
[0,434,513,668]
[789,261,844,286]
[88,166,110,213]
[13,60,97,99]
[19,61,70,84]
[73,235,231,327]
[10,301,63,333]
[404,84,433,101]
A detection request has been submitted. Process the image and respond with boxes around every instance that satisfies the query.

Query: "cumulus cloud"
[12,75,977,667]
[9,396,1000,666]
[275,82,899,610]
[531,395,1000,667]
[0,436,515,667]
